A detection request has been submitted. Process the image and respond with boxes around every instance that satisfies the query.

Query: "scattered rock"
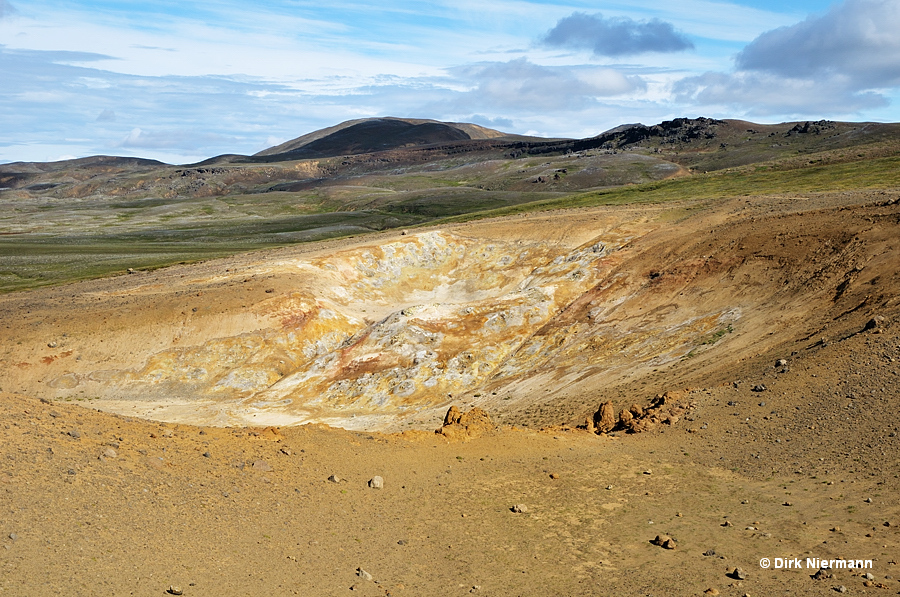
[103,448,117,458]
[67,429,81,439]
[783,501,793,506]
[729,568,746,580]
[549,473,559,479]
[651,535,676,549]
[8,533,18,541]
[864,316,885,332]
[166,586,183,595]
[368,476,383,489]
[751,384,767,392]
[865,497,873,503]
[721,521,733,527]
[775,359,788,367]
[202,451,211,458]
[328,475,341,483]
[251,460,272,472]
[511,504,528,513]
[835,585,847,593]
[704,589,720,595]
[812,569,832,580]
[356,568,373,581]
[704,549,716,556]
[864,572,875,581]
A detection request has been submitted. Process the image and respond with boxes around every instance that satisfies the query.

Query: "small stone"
[549,473,559,479]
[606,485,613,490]
[864,572,875,580]
[864,316,885,331]
[251,460,272,472]
[202,452,211,458]
[729,568,746,580]
[103,448,117,458]
[835,585,847,593]
[328,474,341,483]
[67,429,81,439]
[783,501,793,506]
[166,586,183,596]
[8,533,18,541]
[831,526,841,532]
[280,447,291,456]
[703,549,717,556]
[356,568,373,581]
[751,384,767,392]
[368,476,383,489]
[865,497,873,503]
[511,504,528,513]
[643,470,652,475]
[775,359,788,367]
[812,569,831,580]
[48,341,57,348]
[662,538,676,550]
[704,589,720,595]
[397,540,407,546]
[721,521,733,527]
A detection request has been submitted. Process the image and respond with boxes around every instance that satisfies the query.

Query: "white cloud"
[673,70,888,116]
[673,0,900,118]
[447,58,644,112]
[736,0,900,88]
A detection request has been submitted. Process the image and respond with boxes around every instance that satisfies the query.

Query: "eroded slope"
[2,191,898,431]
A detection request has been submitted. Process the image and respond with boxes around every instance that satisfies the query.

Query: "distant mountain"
[254,117,520,160]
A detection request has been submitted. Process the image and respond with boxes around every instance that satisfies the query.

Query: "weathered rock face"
[436,406,495,441]
[24,226,641,428]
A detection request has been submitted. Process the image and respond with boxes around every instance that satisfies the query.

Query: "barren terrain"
[1,118,899,595]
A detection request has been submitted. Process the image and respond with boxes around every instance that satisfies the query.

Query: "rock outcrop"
[436,406,496,441]
[583,392,692,435]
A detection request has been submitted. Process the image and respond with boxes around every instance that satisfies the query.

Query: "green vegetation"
[437,154,900,223]
[2,130,899,293]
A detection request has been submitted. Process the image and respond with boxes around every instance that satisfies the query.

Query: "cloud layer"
[736,0,900,87]
[674,0,900,117]
[542,12,694,57]
[0,0,16,19]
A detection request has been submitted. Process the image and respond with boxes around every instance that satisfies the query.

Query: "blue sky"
[1,0,899,164]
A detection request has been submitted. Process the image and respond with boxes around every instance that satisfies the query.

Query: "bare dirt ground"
[2,190,899,596]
